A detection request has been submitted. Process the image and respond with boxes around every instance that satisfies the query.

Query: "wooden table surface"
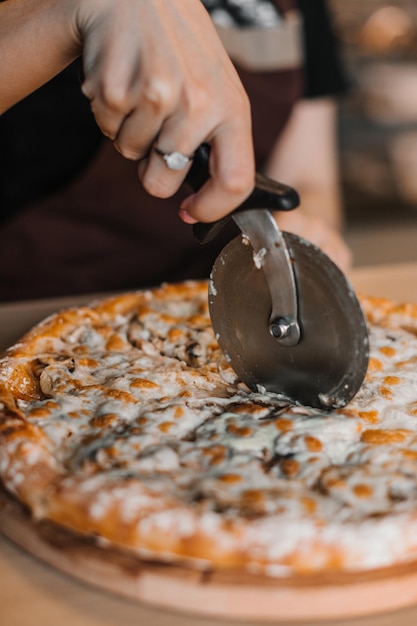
[2,263,417,626]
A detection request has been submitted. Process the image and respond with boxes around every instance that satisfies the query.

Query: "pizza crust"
[2,281,417,576]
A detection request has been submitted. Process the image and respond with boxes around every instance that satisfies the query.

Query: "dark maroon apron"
[0,0,303,301]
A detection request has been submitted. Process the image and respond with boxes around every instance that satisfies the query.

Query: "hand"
[0,0,254,223]
[275,210,352,274]
[77,0,255,222]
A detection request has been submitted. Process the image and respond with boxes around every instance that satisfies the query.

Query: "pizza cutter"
[185,145,369,410]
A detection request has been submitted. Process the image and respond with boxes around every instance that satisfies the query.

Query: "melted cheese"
[2,283,417,575]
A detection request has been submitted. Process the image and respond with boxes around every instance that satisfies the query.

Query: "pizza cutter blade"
[185,146,369,410]
[209,212,369,409]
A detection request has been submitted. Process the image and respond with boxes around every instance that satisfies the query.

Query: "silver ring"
[154,147,194,171]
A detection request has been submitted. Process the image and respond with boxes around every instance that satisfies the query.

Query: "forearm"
[0,0,81,114]
[264,98,343,230]
[264,98,351,271]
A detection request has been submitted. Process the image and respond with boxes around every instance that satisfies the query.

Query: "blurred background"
[329,0,417,266]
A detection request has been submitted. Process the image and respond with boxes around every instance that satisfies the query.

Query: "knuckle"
[81,81,94,101]
[88,99,119,140]
[142,78,177,113]
[100,83,131,112]
[183,83,211,116]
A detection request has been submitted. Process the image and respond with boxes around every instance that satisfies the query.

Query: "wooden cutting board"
[3,484,417,622]
[2,263,417,624]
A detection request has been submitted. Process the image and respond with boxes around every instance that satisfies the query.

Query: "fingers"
[115,81,179,155]
[77,0,255,222]
[133,44,254,215]
[137,109,203,200]
[178,124,255,223]
[137,106,254,210]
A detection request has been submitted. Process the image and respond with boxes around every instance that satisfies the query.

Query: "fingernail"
[178,208,198,224]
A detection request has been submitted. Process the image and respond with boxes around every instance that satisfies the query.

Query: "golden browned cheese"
[2,282,417,576]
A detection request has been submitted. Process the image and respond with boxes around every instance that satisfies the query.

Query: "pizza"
[2,279,417,580]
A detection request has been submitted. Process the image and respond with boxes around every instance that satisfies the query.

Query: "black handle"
[185,144,300,243]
